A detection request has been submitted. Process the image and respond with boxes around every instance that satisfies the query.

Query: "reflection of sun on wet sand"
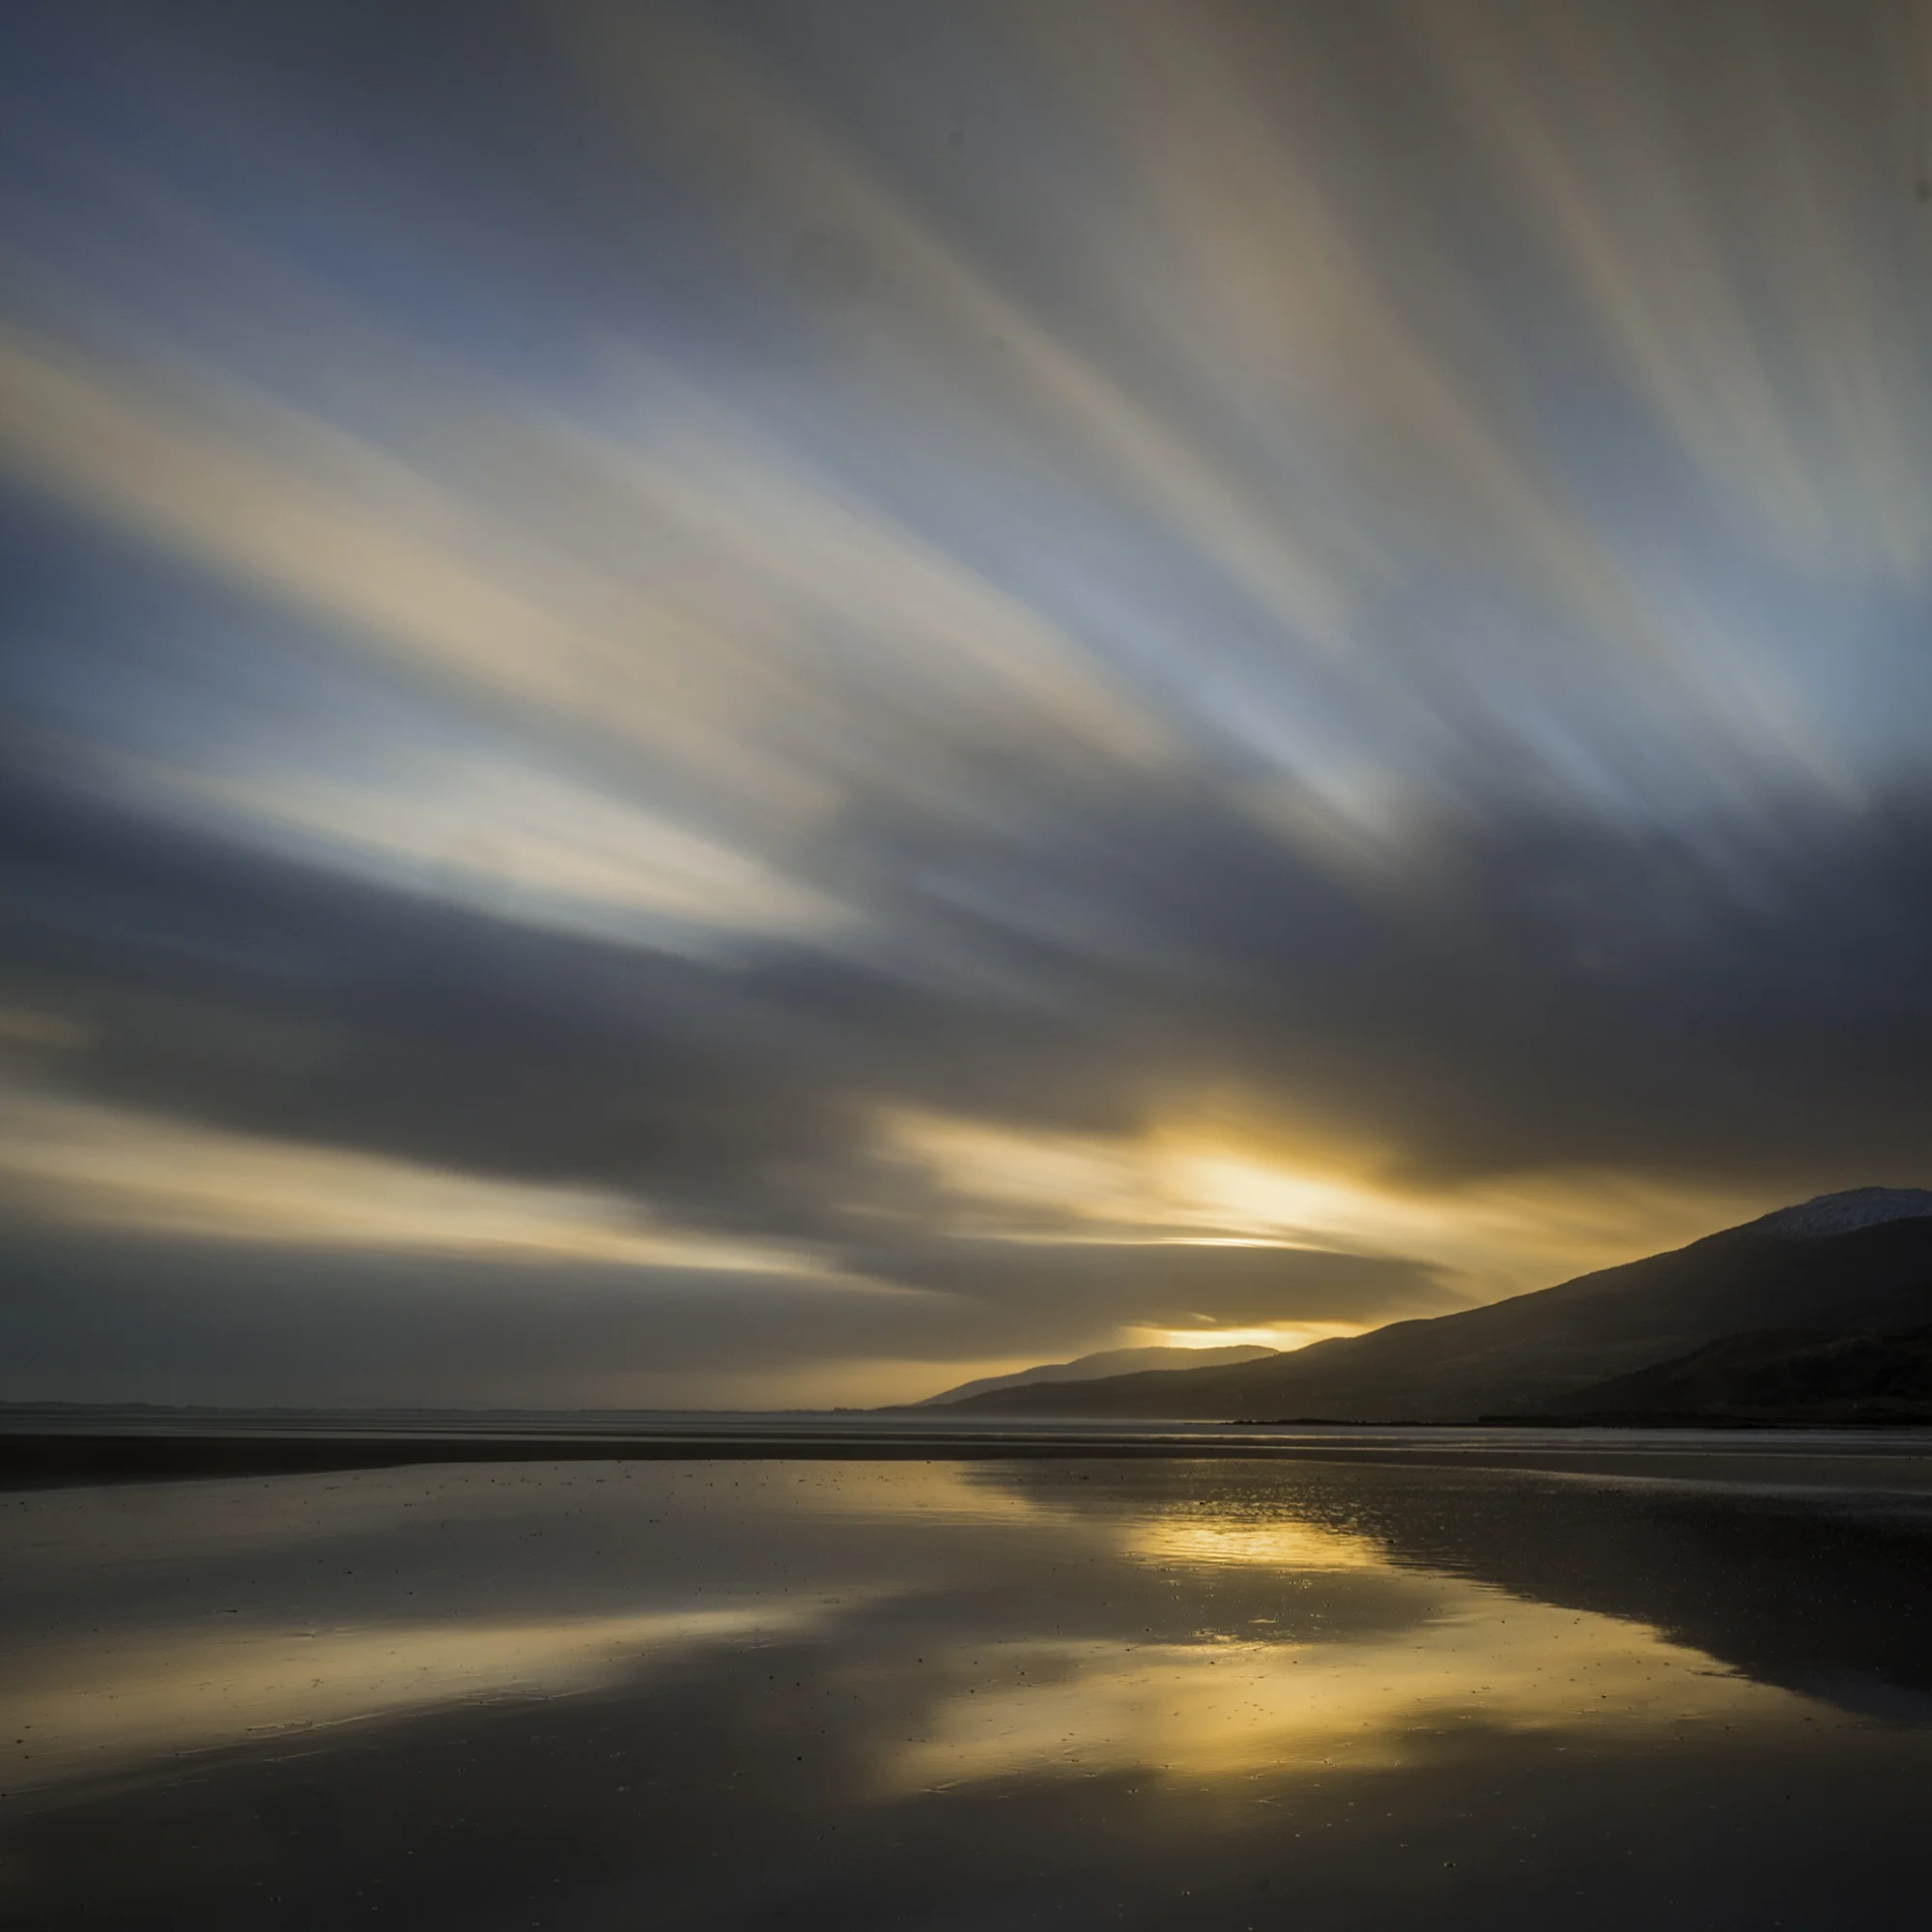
[9,1455,1932,1930]
[888,1508,1768,1793]
[1127,1515,1385,1571]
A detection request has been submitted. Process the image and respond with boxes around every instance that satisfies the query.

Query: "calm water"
[5,1450,1932,1928]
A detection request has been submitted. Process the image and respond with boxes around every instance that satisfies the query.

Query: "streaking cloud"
[2,0,1931,1406]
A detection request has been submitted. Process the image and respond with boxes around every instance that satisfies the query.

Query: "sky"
[4,0,1932,1409]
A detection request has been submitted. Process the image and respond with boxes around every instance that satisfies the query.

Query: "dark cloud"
[10,746,1932,1230]
[0,1226,1453,1407]
[1,761,1920,1138]
[838,1237,1455,1331]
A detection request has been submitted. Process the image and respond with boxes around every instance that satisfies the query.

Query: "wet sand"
[9,1410,1932,1491]
[6,1433,1932,1927]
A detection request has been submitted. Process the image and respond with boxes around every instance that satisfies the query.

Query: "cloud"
[0,1085,825,1273]
[8,749,1929,1405]
[3,0,1932,1402]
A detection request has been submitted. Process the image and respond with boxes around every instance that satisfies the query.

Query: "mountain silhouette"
[914,1343,1277,1406]
[940,1189,1932,1420]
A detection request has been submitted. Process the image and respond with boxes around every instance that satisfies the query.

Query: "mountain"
[1551,1323,1932,1421]
[916,1344,1277,1406]
[1747,1188,1932,1239]
[940,1188,1932,1421]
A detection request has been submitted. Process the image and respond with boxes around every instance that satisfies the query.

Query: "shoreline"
[10,1418,1932,1490]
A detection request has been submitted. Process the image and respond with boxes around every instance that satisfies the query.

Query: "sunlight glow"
[880,1107,1782,1299]
[1131,1321,1365,1353]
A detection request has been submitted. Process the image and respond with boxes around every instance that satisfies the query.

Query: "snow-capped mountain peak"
[1750,1187,1932,1240]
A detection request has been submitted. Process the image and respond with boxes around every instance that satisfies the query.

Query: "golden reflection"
[0,1461,1043,1794]
[1128,1516,1384,1572]
[3,1460,1833,1814]
[0,1606,812,1790]
[875,1487,1789,1796]
[891,1577,1764,1795]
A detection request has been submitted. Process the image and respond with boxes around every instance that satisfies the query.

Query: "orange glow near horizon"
[881,1106,1786,1303]
[1130,1321,1367,1353]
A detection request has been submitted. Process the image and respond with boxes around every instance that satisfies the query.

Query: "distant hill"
[939,1188,1932,1422]
[915,1344,1277,1406]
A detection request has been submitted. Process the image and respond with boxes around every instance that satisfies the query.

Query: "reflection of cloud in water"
[2,1605,837,1790]
[0,1460,1044,1793]
[7,1456,1918,1824]
[892,1589,1764,1793]
[890,1499,1774,1793]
